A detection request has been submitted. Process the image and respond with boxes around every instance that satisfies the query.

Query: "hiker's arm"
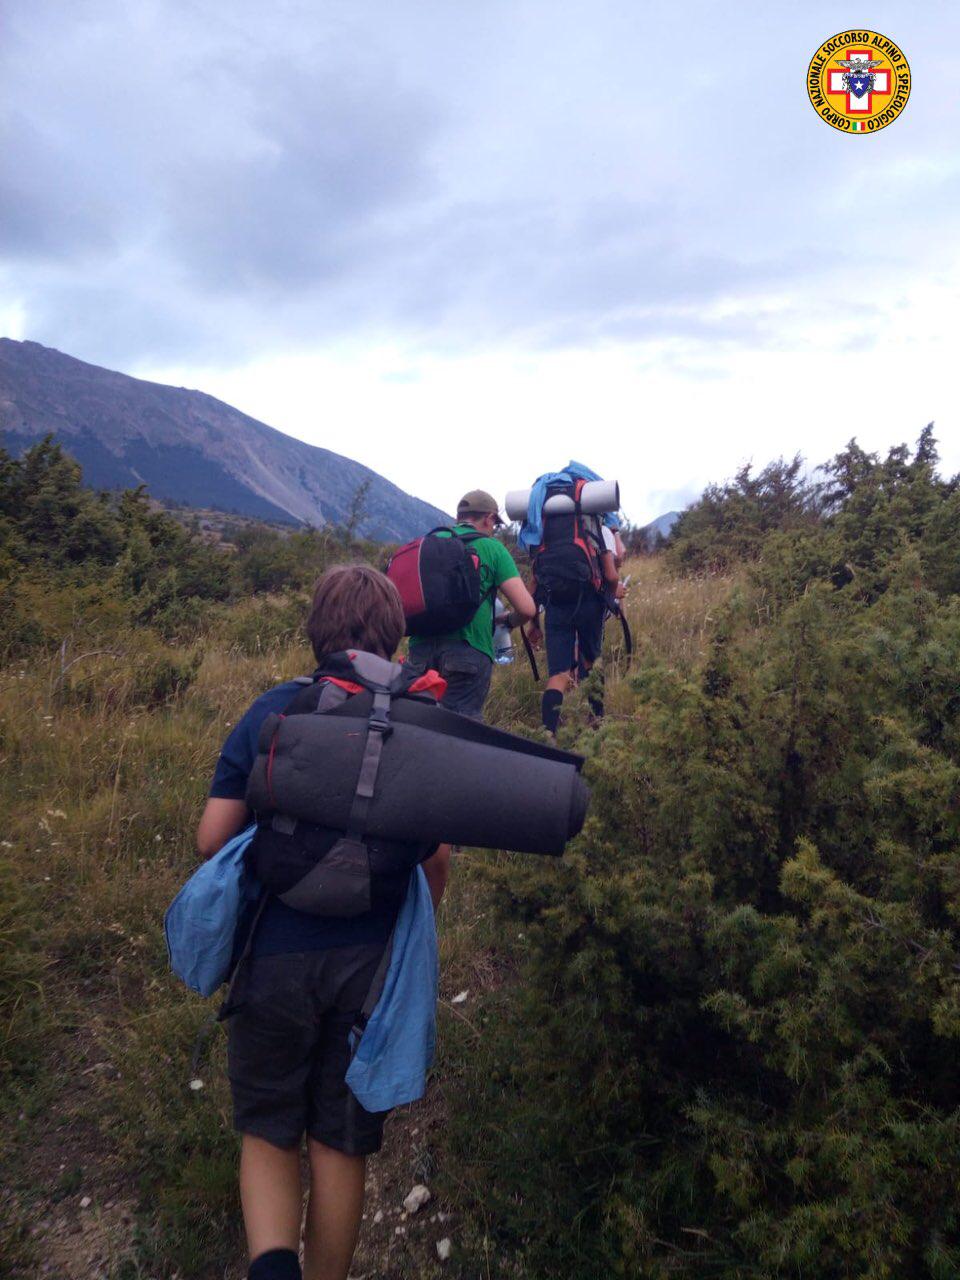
[422,843,451,911]
[613,530,626,570]
[600,550,624,596]
[499,575,537,628]
[520,563,542,645]
[196,797,250,858]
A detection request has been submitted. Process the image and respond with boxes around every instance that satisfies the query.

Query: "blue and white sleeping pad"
[517,459,621,552]
[164,825,258,997]
[164,830,438,1109]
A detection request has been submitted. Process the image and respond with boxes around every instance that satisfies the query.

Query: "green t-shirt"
[409,523,520,661]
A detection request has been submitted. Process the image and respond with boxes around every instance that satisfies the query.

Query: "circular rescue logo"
[807,30,910,133]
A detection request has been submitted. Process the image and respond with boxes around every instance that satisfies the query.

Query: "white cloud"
[3,0,958,514]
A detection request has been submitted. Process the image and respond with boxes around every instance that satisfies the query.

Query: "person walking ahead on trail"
[406,489,536,721]
[524,480,625,737]
[195,566,451,1280]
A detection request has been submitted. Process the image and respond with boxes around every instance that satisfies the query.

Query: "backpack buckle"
[369,710,393,737]
[369,689,393,738]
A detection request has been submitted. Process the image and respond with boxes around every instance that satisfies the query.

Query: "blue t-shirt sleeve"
[208,681,304,800]
[209,721,257,799]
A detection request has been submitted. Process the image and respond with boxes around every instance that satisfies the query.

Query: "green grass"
[0,599,320,1276]
[0,559,726,1278]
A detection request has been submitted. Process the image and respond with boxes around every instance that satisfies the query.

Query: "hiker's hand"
[525,623,542,649]
[615,581,627,600]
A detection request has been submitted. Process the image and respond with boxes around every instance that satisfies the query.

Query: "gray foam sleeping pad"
[246,711,589,856]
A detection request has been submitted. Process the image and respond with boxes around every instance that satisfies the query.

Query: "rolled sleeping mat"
[504,478,620,523]
[246,697,590,856]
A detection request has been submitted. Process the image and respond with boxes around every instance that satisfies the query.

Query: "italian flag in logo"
[851,120,867,132]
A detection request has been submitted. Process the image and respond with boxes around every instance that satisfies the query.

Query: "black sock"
[249,1248,301,1280]
[542,689,563,734]
[587,670,605,719]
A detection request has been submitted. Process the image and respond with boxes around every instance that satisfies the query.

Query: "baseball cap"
[456,489,504,526]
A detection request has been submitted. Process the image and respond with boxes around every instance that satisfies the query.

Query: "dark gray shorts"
[227,946,389,1155]
[407,639,493,720]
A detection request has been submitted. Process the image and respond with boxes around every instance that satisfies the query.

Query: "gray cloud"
[159,61,440,293]
[0,112,120,260]
[2,1,958,368]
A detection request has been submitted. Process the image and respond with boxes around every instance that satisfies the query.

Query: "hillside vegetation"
[1,430,959,1279]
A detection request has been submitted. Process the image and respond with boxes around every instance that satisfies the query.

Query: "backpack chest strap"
[344,687,393,845]
[273,685,395,914]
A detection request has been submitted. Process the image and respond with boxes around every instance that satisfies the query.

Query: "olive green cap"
[456,489,504,526]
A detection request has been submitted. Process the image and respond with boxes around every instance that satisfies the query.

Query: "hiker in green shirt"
[407,489,536,720]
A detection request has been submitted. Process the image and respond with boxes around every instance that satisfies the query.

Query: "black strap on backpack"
[216,891,270,1022]
[457,527,500,612]
[601,591,633,659]
[276,679,394,913]
[520,620,541,682]
[348,917,398,1055]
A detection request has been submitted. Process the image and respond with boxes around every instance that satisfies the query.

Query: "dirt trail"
[4,983,468,1280]
[6,1100,457,1280]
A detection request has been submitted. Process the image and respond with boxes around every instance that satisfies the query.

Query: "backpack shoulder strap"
[350,918,398,1052]
[311,651,411,853]
[455,529,501,608]
[314,681,352,713]
[337,685,393,850]
[276,677,323,717]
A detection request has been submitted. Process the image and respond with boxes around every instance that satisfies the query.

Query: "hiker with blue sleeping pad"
[515,464,627,737]
[390,488,537,721]
[178,563,590,1280]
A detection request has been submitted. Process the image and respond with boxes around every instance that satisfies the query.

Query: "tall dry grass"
[0,559,733,1277]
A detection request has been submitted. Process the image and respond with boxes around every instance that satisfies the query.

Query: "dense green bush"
[667,428,958,605]
[666,454,816,574]
[446,435,960,1277]
[0,439,386,660]
[230,523,388,596]
[221,595,309,656]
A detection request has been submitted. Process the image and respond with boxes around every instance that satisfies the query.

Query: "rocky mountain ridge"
[0,338,449,541]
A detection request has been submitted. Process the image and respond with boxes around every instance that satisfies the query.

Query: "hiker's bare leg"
[240,1135,302,1260]
[303,1139,365,1280]
[422,843,451,910]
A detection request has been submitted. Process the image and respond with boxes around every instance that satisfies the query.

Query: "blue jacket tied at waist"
[346,865,438,1112]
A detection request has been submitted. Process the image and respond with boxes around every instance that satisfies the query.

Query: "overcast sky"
[2,0,958,522]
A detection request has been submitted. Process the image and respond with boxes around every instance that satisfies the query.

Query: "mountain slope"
[636,510,680,548]
[0,338,449,540]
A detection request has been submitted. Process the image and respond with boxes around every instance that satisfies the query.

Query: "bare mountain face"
[0,338,450,540]
[638,510,680,547]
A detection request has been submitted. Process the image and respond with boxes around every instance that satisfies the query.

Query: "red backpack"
[386,527,491,636]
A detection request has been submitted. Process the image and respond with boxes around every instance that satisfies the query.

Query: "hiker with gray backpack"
[174,563,588,1280]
